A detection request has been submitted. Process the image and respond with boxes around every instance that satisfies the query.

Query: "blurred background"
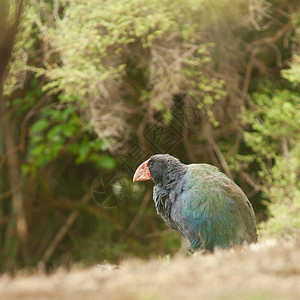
[0,0,299,271]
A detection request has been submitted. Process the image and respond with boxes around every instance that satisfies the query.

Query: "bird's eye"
[148,161,154,166]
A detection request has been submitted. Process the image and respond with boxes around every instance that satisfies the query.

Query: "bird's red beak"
[133,159,151,182]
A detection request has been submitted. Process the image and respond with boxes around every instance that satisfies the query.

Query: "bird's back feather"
[163,164,257,251]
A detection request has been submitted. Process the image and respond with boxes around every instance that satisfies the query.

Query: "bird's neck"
[153,162,187,216]
[161,163,187,189]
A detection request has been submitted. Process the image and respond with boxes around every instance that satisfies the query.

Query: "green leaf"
[97,154,116,169]
[75,142,90,164]
[31,119,49,133]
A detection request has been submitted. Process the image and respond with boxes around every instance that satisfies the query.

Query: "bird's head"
[133,154,186,184]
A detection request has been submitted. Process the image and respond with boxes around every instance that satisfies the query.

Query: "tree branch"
[248,21,293,51]
[120,187,152,242]
[203,121,233,179]
[40,181,101,266]
[0,0,25,96]
[1,117,28,242]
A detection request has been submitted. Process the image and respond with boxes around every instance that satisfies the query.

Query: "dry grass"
[1,239,300,300]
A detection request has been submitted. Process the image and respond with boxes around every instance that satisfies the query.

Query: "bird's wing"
[178,164,256,251]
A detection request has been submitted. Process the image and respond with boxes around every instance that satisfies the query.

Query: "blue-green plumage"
[134,154,257,252]
[179,164,257,251]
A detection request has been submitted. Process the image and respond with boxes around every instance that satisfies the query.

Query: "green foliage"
[25,0,228,144]
[4,5,37,96]
[242,82,300,239]
[240,13,300,240]
[244,85,300,159]
[281,55,300,84]
[32,0,179,96]
[259,155,300,238]
[26,101,113,171]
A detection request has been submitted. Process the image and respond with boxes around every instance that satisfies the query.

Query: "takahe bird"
[133,154,257,252]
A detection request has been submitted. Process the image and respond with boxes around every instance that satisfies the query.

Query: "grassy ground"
[1,239,300,300]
